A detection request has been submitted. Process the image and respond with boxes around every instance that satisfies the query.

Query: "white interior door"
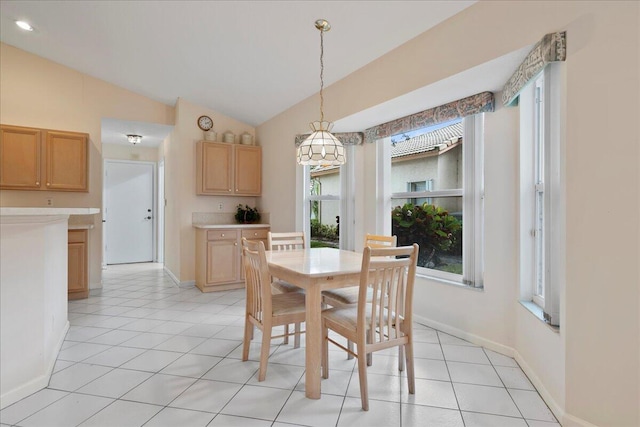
[105,161,155,264]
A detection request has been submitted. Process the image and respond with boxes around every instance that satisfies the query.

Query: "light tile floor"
[1,263,560,427]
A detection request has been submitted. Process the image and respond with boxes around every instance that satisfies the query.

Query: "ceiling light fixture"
[296,19,345,166]
[15,21,34,31]
[127,134,142,145]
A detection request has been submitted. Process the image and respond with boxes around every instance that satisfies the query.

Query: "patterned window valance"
[363,91,494,144]
[294,131,364,147]
[502,31,566,106]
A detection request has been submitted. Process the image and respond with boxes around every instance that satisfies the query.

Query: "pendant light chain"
[319,28,325,122]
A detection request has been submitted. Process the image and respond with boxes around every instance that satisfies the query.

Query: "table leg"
[305,284,322,399]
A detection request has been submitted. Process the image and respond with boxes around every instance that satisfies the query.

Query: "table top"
[265,247,363,278]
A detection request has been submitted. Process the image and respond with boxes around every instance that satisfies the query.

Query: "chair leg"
[283,324,289,345]
[258,324,272,381]
[357,346,369,411]
[294,322,301,348]
[398,344,405,372]
[322,324,329,379]
[405,340,415,395]
[242,316,252,361]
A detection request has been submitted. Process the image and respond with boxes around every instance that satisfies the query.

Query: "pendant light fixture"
[296,19,345,165]
[127,134,142,145]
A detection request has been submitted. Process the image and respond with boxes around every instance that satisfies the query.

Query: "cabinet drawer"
[207,229,238,240]
[241,228,268,240]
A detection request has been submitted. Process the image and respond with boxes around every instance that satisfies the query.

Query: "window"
[519,64,562,326]
[302,145,355,250]
[407,180,433,205]
[379,116,484,286]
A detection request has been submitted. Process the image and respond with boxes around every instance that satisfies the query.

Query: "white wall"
[258,2,639,425]
[102,144,160,162]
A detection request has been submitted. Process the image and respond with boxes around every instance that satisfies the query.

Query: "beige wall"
[161,97,257,283]
[0,43,174,288]
[257,2,639,425]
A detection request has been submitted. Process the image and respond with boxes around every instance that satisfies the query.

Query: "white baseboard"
[162,266,194,288]
[0,321,69,410]
[413,314,598,427]
[413,314,515,357]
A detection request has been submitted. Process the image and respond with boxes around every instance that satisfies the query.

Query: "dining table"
[264,247,363,399]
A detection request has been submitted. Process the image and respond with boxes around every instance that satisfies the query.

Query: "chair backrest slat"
[364,234,397,249]
[268,232,305,251]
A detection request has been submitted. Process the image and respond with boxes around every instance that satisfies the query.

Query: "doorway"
[104,160,156,264]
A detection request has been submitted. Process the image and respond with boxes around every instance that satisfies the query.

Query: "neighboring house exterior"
[310,121,463,226]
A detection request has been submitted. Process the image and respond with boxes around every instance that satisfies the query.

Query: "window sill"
[416,273,484,292]
[519,301,559,333]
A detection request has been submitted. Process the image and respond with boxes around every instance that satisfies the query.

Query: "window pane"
[310,167,340,197]
[391,198,462,274]
[310,200,339,248]
[391,135,462,193]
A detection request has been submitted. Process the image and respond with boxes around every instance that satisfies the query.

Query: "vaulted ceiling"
[0,1,477,127]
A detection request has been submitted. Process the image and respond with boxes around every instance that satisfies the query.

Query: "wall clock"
[197,115,213,131]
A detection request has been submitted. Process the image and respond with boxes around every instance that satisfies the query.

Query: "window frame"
[381,115,484,287]
[519,64,563,326]
[302,145,355,251]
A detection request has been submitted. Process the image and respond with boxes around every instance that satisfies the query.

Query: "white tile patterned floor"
[0,263,560,427]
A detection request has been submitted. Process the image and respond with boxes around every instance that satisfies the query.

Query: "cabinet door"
[234,145,261,195]
[68,230,88,299]
[197,142,233,195]
[46,131,88,191]
[0,125,42,190]
[206,238,239,284]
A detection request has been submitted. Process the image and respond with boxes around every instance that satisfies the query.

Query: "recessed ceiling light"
[16,21,34,31]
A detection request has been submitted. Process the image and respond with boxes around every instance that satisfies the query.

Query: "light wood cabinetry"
[0,125,89,192]
[68,229,89,300]
[196,141,261,196]
[195,226,269,292]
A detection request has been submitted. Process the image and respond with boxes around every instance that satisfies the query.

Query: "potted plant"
[235,204,261,224]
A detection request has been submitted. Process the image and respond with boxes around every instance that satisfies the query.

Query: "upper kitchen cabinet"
[196,141,261,196]
[0,125,89,192]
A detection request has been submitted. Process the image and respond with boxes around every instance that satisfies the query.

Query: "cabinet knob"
[35,181,40,185]
[234,242,238,246]
[221,234,225,237]
[46,182,50,186]
[228,189,231,192]
[254,232,257,236]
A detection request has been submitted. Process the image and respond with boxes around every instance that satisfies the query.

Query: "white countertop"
[68,224,95,230]
[193,223,270,229]
[0,207,100,216]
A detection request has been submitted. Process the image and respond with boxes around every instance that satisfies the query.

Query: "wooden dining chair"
[322,234,397,307]
[267,231,305,294]
[241,238,307,381]
[267,231,305,347]
[321,244,419,410]
[322,234,398,362]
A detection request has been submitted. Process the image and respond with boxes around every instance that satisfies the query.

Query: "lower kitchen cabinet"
[195,226,269,292]
[68,229,89,300]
